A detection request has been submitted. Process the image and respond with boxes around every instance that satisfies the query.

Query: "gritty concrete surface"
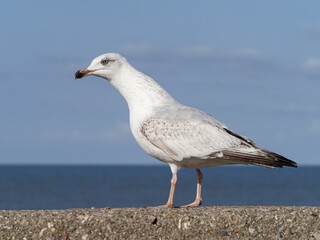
[0,206,319,240]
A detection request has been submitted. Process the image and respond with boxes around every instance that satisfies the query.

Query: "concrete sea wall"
[0,207,319,239]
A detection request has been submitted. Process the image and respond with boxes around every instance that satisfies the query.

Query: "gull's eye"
[101,59,110,65]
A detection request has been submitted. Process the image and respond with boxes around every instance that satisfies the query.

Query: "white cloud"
[178,46,216,59]
[120,43,165,59]
[4,122,131,145]
[234,48,262,60]
[120,43,264,62]
[120,43,273,82]
[302,58,320,77]
[99,122,131,141]
[178,46,265,66]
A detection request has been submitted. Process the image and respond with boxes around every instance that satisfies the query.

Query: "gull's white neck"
[109,63,177,115]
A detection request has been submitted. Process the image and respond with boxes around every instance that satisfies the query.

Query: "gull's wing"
[141,116,240,159]
[141,107,297,168]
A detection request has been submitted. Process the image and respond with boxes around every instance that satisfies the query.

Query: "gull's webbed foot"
[146,204,174,209]
[179,198,202,208]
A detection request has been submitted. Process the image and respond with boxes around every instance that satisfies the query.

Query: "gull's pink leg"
[146,173,177,209]
[180,169,203,208]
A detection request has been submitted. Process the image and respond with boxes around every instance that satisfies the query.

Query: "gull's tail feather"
[220,150,297,168]
[221,128,297,168]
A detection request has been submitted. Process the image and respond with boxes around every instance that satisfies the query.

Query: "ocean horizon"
[0,165,319,210]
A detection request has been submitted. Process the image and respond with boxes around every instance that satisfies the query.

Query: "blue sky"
[0,1,319,165]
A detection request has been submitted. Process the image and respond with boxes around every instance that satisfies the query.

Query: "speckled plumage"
[75,53,297,208]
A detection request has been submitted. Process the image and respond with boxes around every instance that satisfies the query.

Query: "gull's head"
[74,53,127,81]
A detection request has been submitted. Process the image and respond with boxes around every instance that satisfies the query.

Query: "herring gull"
[74,53,297,208]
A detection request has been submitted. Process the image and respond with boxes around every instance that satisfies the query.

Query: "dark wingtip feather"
[220,150,297,169]
[266,151,298,168]
[222,127,298,168]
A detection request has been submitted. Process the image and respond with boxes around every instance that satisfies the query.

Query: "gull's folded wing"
[141,117,297,168]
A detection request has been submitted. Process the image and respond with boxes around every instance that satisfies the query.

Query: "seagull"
[74,53,297,208]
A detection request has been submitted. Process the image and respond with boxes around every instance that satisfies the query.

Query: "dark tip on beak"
[74,70,84,79]
[74,68,94,80]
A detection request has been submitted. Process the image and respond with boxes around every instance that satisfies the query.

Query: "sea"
[0,165,319,210]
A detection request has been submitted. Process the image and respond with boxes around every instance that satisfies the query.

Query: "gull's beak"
[74,68,95,79]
